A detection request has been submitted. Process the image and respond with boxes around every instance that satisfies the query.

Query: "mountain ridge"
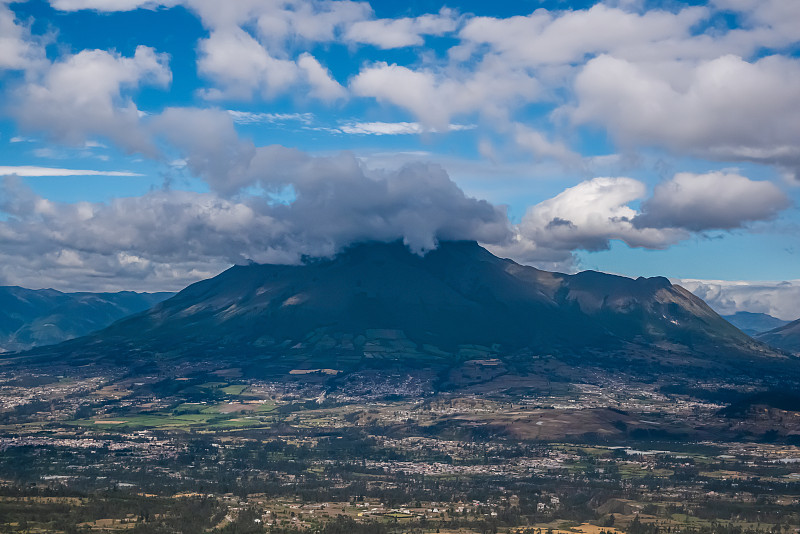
[722,311,790,336]
[0,286,173,352]
[15,240,787,383]
[756,318,800,355]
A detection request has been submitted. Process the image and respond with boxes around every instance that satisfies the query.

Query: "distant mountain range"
[722,311,790,336]
[715,312,800,355]
[0,287,173,352]
[756,319,800,355]
[18,240,789,382]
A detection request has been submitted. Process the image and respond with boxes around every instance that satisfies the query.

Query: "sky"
[0,0,799,319]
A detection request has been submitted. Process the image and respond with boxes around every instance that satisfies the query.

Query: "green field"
[74,407,272,430]
[221,384,248,395]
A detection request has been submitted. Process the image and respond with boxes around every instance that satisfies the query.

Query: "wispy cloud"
[227,110,315,125]
[0,166,143,177]
[334,121,476,135]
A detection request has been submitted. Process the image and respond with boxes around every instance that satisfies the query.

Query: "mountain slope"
[722,312,789,336]
[0,287,173,352]
[22,241,774,377]
[757,319,800,354]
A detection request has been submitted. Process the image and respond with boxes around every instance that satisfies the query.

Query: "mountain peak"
[21,241,780,380]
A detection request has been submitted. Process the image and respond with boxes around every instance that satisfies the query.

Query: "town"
[0,364,797,533]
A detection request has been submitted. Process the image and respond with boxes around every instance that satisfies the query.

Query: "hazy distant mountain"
[722,312,790,336]
[756,319,800,355]
[0,287,173,352]
[24,241,780,379]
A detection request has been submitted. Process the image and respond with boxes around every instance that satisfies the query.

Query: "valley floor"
[0,364,798,533]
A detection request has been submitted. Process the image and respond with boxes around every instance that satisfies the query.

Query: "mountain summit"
[21,241,783,379]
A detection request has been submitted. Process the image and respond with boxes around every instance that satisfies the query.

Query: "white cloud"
[11,45,171,154]
[712,0,800,50]
[489,170,791,266]
[635,171,790,231]
[271,0,372,43]
[0,1,46,71]
[0,149,511,289]
[297,52,347,101]
[150,107,258,196]
[197,31,345,102]
[227,110,315,124]
[197,28,300,100]
[344,9,458,49]
[513,124,579,163]
[351,61,540,130]
[493,177,687,264]
[336,121,475,135]
[570,54,800,176]
[180,0,371,42]
[4,0,797,292]
[52,0,364,103]
[0,166,143,177]
[83,140,107,149]
[48,0,176,10]
[678,279,800,321]
[42,0,800,172]
[0,99,793,290]
[457,4,708,66]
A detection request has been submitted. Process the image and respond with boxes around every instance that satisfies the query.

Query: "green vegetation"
[1,368,799,533]
[221,384,248,395]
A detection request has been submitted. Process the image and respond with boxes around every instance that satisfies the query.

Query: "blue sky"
[0,0,799,318]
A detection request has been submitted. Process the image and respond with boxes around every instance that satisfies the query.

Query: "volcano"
[18,241,786,379]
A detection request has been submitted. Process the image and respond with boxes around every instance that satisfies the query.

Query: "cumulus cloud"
[49,0,371,38]
[41,0,800,174]
[197,29,300,100]
[50,0,363,103]
[11,45,171,154]
[491,177,687,264]
[351,61,540,130]
[196,31,346,102]
[712,0,800,51]
[0,115,792,289]
[457,4,708,66]
[571,54,800,176]
[635,172,790,231]
[679,279,800,321]
[2,0,796,291]
[188,0,370,42]
[4,101,789,288]
[344,9,458,49]
[150,107,258,195]
[0,1,46,71]
[150,107,510,241]
[297,52,347,101]
[490,171,791,265]
[0,144,511,289]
